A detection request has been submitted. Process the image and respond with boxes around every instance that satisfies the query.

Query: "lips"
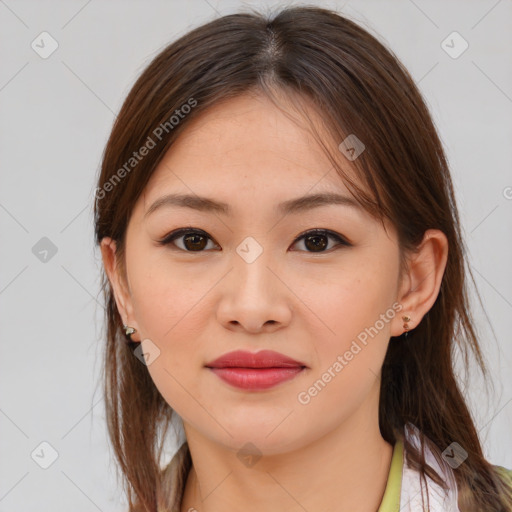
[205,350,306,369]
[205,350,307,391]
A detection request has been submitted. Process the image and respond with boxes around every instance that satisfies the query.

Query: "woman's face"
[105,92,408,454]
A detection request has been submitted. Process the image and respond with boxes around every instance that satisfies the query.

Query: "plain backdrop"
[1,0,511,510]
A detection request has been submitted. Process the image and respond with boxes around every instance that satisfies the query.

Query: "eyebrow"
[144,192,361,219]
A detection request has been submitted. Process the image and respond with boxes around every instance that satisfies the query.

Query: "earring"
[123,324,137,340]
[402,315,411,338]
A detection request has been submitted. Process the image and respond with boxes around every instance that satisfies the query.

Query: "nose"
[216,244,292,334]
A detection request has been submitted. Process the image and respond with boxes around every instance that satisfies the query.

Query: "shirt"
[164,430,512,512]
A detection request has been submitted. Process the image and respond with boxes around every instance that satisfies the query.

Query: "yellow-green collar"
[377,439,404,512]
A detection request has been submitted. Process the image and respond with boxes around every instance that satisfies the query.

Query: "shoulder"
[493,464,512,484]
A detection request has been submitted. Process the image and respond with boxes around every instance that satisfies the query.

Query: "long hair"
[93,6,512,511]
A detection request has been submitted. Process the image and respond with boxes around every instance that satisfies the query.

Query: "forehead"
[140,92,365,213]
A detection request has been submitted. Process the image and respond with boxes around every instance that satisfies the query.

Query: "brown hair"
[94,5,512,511]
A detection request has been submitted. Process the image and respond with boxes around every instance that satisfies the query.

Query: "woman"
[94,6,512,512]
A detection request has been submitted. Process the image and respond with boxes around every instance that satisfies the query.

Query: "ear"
[100,237,141,342]
[391,229,449,337]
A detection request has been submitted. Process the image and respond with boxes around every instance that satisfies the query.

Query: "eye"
[290,229,351,253]
[158,227,351,253]
[158,227,219,252]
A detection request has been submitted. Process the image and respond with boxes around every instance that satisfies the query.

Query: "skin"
[101,91,448,512]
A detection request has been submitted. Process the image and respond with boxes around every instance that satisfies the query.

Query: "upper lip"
[205,350,306,369]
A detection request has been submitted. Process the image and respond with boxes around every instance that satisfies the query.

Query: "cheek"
[303,254,398,405]
[310,260,397,349]
[296,279,394,424]
[127,246,212,341]
[127,262,212,415]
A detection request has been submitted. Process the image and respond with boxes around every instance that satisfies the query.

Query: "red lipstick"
[205,350,306,390]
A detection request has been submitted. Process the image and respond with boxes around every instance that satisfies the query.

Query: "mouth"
[207,366,306,390]
[205,350,307,391]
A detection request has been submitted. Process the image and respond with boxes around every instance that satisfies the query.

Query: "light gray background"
[1,0,511,510]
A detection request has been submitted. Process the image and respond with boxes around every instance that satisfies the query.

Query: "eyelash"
[157,227,352,253]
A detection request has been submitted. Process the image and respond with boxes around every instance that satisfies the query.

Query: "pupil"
[305,234,327,252]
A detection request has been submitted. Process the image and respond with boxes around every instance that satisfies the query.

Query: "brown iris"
[183,233,208,251]
[303,233,328,252]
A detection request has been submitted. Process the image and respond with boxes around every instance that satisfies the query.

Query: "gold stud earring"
[402,315,411,336]
[123,324,137,340]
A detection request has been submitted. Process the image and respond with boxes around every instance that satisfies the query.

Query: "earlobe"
[100,237,141,342]
[392,229,448,338]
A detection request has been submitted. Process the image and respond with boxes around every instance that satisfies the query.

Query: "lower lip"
[208,367,305,390]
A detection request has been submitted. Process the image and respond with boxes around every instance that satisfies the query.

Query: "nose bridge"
[233,234,274,292]
[235,234,267,266]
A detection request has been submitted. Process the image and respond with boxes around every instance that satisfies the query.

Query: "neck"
[180,396,393,512]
